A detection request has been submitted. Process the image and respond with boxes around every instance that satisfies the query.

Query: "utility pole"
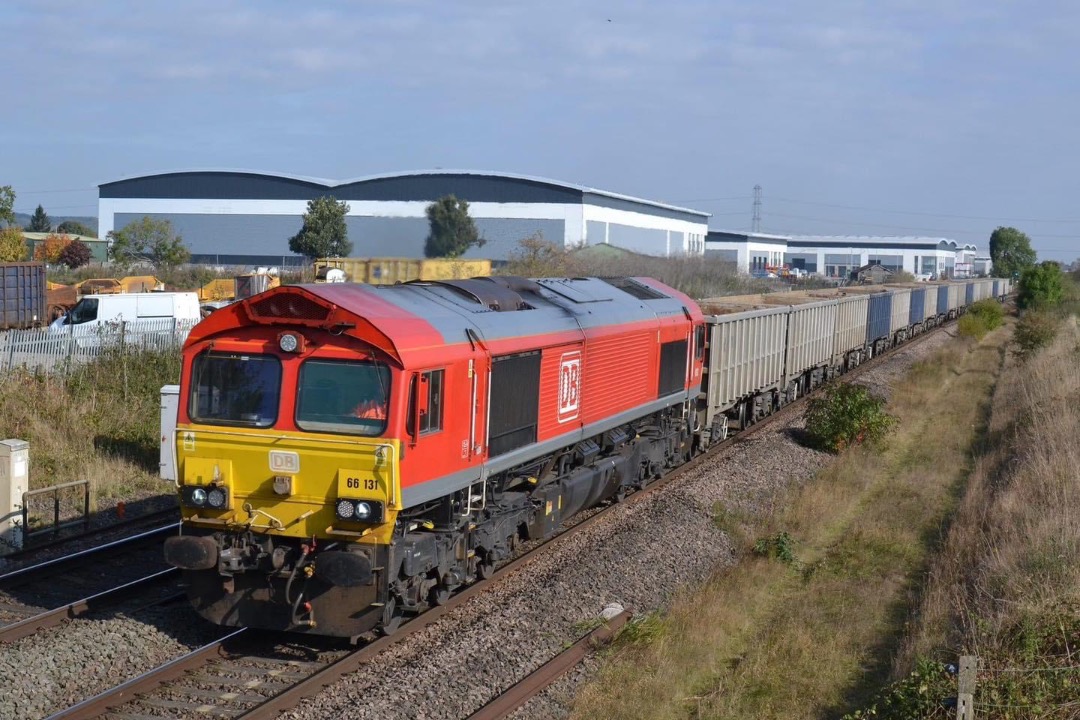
[751,185,762,233]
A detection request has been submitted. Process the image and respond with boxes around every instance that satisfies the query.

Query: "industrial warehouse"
[97,169,711,266]
[706,230,988,279]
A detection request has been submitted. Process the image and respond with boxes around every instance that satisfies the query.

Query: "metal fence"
[0,318,198,373]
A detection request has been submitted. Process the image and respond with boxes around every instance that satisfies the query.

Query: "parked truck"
[0,262,47,329]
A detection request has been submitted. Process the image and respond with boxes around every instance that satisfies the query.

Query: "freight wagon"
[0,262,47,330]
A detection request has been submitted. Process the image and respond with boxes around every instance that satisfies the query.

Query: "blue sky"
[3,0,1078,260]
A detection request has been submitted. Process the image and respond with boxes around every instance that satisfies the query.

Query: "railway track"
[40,325,950,720]
[0,523,179,640]
[1,507,177,564]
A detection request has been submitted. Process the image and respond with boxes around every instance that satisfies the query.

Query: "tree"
[56,220,97,237]
[33,233,72,263]
[288,196,351,260]
[1016,261,1064,310]
[26,204,51,233]
[57,239,93,268]
[0,226,27,262]
[0,186,14,226]
[107,216,190,272]
[989,226,1037,279]
[424,195,484,258]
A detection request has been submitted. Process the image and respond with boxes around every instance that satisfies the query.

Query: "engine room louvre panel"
[488,351,541,457]
[658,339,688,397]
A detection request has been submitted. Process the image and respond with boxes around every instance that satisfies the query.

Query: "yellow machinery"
[197,272,281,303]
[313,257,492,285]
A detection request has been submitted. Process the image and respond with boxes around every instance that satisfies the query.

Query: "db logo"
[269,451,300,474]
[558,351,581,423]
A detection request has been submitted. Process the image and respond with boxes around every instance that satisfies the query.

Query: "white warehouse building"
[706,231,983,279]
[98,170,710,266]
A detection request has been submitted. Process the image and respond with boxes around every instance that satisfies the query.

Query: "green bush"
[1013,311,1059,361]
[957,313,989,340]
[804,383,898,453]
[1017,262,1065,310]
[969,298,1004,329]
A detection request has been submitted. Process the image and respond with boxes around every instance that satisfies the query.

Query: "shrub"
[803,383,897,453]
[1013,310,1059,361]
[969,298,1004,330]
[957,313,989,340]
[1017,261,1064,310]
[57,239,92,268]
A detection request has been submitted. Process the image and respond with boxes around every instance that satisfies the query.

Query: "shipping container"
[784,299,836,384]
[909,287,926,324]
[866,292,892,346]
[889,288,912,336]
[833,294,869,364]
[314,257,493,285]
[0,262,47,329]
[948,283,962,311]
[704,305,788,415]
[923,285,939,319]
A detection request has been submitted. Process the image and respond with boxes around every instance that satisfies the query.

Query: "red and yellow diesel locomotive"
[164,276,705,637]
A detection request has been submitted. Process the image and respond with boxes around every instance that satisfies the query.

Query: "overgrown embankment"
[571,325,1009,720]
[0,348,180,508]
[868,317,1080,719]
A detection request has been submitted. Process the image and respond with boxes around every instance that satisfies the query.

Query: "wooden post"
[957,655,977,720]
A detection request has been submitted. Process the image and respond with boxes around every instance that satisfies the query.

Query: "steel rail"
[0,523,178,589]
[1,507,177,560]
[44,629,249,720]
[465,610,632,720]
[0,567,182,644]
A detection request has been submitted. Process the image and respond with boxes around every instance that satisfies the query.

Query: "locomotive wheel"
[431,586,451,606]
[380,597,403,635]
[477,560,495,581]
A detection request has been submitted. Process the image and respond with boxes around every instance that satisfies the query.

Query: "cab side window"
[419,369,444,434]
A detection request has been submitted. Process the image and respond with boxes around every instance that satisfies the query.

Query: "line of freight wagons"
[696,278,1010,441]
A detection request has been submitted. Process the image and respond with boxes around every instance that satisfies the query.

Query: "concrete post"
[0,439,29,554]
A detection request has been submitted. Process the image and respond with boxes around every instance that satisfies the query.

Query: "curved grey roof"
[99,169,710,221]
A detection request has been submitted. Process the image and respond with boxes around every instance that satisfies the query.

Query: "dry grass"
[894,319,1080,695]
[571,327,1009,720]
[0,348,181,515]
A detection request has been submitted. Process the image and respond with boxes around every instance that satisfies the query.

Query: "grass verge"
[571,325,1009,719]
[0,347,181,519]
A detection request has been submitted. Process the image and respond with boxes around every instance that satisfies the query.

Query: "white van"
[50,292,201,331]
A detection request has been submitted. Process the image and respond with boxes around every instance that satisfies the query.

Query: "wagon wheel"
[380,596,403,635]
[431,586,451,606]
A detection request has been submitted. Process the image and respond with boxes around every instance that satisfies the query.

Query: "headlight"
[182,485,228,509]
[207,487,227,508]
[335,499,384,522]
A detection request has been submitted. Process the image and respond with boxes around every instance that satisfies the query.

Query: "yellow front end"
[166,424,401,637]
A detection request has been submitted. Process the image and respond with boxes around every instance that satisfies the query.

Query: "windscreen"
[190,352,281,427]
[296,359,391,436]
[66,298,99,325]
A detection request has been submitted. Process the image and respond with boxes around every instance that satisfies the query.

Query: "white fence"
[0,319,198,374]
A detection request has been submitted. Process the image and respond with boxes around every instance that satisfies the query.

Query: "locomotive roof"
[186,276,702,366]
